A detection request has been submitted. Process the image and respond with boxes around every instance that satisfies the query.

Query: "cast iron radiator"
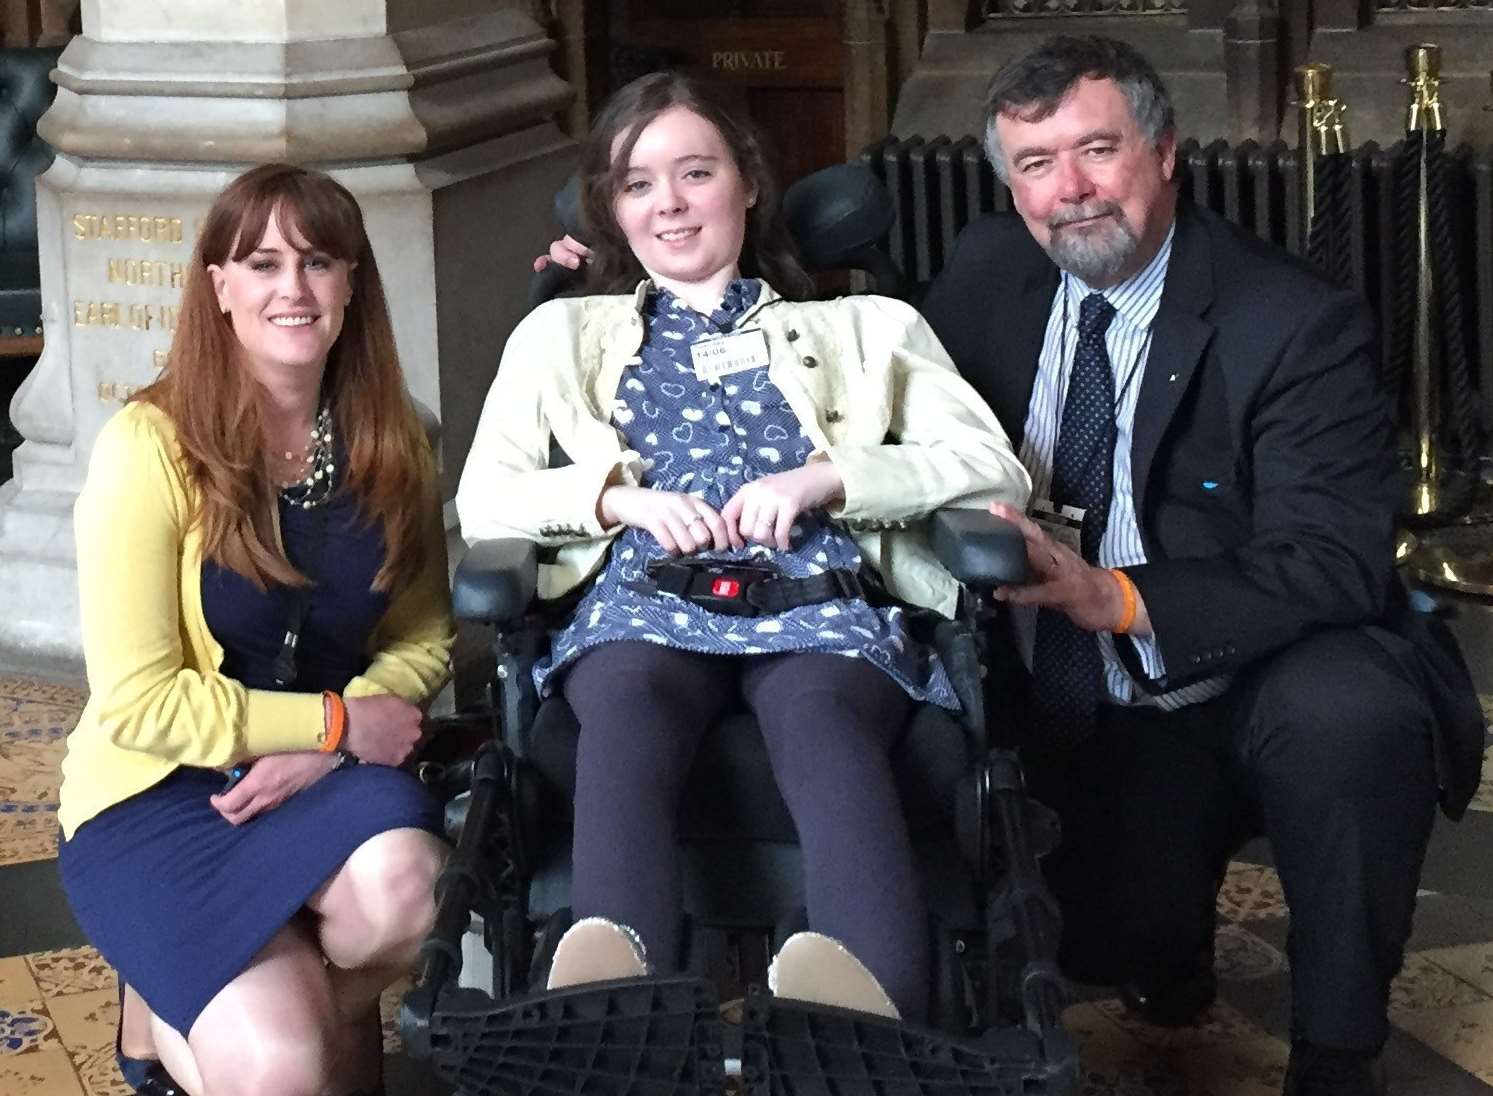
[860,134,1493,432]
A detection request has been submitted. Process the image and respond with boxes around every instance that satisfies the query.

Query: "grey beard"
[1044,210,1139,286]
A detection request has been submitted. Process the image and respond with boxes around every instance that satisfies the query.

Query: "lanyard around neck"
[271,503,330,688]
[1057,279,1148,419]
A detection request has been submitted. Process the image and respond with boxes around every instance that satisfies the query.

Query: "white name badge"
[1030,498,1085,555]
[691,328,771,384]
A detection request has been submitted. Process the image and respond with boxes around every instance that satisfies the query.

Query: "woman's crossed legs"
[144,826,444,1096]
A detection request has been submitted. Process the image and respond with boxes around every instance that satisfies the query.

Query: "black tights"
[563,641,928,1020]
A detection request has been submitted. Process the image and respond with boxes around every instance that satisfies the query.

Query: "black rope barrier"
[1307,151,1354,289]
[1383,125,1487,507]
[1424,129,1486,463]
[1388,131,1421,400]
[1327,151,1356,289]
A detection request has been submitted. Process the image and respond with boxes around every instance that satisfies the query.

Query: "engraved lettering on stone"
[73,300,122,328]
[73,301,178,331]
[97,381,144,403]
[106,258,187,289]
[72,213,185,243]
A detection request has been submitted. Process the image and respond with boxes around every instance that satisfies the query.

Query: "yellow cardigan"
[59,401,456,839]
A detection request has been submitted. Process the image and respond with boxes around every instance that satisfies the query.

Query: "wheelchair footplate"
[419,976,727,1096]
[740,992,1078,1096]
[408,975,1077,1096]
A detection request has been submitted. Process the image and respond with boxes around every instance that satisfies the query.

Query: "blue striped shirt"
[1015,222,1228,709]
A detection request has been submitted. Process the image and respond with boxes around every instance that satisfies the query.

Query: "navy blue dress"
[58,487,441,1036]
[537,280,957,708]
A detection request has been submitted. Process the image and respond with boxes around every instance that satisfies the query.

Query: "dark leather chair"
[0,46,61,343]
[0,46,60,481]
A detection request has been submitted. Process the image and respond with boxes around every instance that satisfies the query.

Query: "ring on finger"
[688,515,707,528]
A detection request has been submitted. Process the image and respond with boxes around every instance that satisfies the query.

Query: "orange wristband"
[320,691,347,753]
[1107,569,1138,634]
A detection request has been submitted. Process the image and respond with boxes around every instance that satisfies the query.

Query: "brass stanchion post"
[1295,63,1348,246]
[1297,63,1326,244]
[1402,48,1493,595]
[1406,44,1444,520]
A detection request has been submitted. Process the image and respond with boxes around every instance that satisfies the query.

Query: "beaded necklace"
[277,404,337,510]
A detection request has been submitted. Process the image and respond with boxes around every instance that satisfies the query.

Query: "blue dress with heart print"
[535,279,958,709]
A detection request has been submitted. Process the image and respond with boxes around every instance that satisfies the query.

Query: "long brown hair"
[578,71,814,301]
[136,163,431,593]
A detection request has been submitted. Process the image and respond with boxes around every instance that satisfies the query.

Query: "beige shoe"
[546,917,650,990]
[767,932,900,1020]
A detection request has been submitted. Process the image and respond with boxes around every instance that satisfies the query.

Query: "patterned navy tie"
[1031,292,1117,748]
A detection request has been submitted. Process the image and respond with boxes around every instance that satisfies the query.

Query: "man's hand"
[211,752,337,826]
[989,502,1151,636]
[600,486,740,554]
[533,235,592,274]
[721,463,845,551]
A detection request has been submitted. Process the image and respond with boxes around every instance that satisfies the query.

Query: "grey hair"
[981,35,1175,183]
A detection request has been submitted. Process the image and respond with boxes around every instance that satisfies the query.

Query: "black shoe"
[116,977,187,1095]
[1283,1041,1386,1096]
[132,1063,188,1096]
[1118,961,1217,1027]
[118,1052,186,1096]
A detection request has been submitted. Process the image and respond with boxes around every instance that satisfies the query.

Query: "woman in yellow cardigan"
[58,164,455,1096]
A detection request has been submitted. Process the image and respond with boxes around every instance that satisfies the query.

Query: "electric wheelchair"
[398,164,1080,1096]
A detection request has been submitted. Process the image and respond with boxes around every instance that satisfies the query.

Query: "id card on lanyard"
[691,328,770,384]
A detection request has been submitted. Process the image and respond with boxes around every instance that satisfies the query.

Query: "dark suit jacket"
[921,200,1483,816]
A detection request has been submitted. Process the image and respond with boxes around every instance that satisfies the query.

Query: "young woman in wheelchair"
[456,72,1030,1023]
[57,164,455,1096]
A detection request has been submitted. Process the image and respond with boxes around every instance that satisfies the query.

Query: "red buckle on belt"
[710,577,742,599]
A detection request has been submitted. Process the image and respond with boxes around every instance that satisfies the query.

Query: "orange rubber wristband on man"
[320,691,347,753]
[1108,569,1138,635]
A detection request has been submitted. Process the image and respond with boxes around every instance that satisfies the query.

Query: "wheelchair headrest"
[780,164,894,272]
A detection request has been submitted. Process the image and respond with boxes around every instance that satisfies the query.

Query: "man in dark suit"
[920,35,1480,1096]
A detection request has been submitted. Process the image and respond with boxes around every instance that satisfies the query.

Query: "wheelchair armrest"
[452,539,539,626]
[930,510,1029,589]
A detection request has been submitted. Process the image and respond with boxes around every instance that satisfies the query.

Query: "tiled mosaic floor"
[0,677,85,869]
[2,674,1492,1094]
[0,944,411,1096]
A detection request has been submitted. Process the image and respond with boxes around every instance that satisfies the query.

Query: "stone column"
[0,0,576,670]
[890,0,926,94]
[38,0,77,46]
[1312,0,1369,32]
[893,7,1231,142]
[551,0,609,138]
[925,0,971,35]
[844,0,891,160]
[1224,0,1284,144]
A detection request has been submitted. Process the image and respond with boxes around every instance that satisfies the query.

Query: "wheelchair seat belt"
[629,558,877,618]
